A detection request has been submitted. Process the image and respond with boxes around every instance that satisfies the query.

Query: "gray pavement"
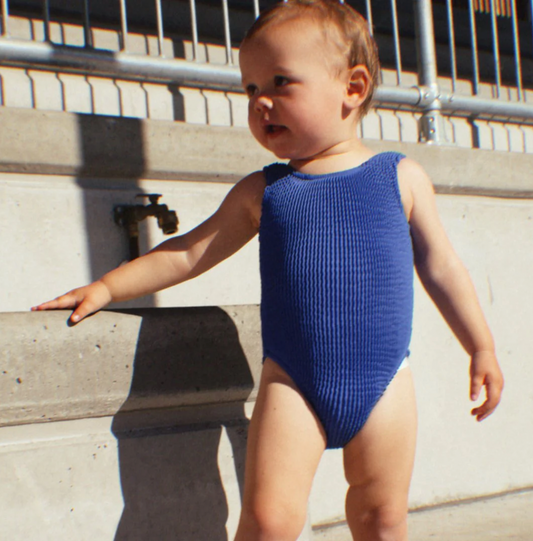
[314,490,533,540]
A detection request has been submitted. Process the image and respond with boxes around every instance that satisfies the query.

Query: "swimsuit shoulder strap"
[263,163,293,186]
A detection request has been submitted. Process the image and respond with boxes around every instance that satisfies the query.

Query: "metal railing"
[0,0,532,144]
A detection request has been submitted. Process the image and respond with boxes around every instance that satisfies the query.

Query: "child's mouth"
[266,124,286,135]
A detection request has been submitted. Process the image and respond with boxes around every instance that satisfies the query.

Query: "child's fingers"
[469,351,504,421]
[471,378,503,422]
[31,292,82,312]
[69,300,101,323]
[469,372,484,402]
[32,283,111,324]
[471,397,496,421]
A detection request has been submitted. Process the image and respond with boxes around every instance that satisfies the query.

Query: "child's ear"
[345,65,372,110]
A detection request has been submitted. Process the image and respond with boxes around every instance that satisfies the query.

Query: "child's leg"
[343,367,417,541]
[235,358,327,541]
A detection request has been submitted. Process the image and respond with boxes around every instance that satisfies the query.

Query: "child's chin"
[256,140,290,159]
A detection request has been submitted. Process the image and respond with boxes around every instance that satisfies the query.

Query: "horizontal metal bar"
[0,39,532,122]
[439,93,533,120]
[0,38,242,89]
[376,86,533,121]
[374,85,422,107]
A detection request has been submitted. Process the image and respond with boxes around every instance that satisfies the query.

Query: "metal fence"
[0,0,532,144]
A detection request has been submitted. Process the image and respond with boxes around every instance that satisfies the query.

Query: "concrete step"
[314,490,533,540]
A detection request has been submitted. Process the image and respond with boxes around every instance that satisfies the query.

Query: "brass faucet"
[114,194,179,260]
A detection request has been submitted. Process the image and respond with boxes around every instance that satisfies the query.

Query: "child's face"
[240,18,356,162]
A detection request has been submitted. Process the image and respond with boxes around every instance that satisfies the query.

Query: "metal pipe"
[119,0,129,52]
[510,0,523,100]
[415,0,445,143]
[0,38,243,88]
[1,0,9,37]
[155,0,165,56]
[222,0,233,65]
[390,0,402,85]
[365,0,374,35]
[439,92,533,120]
[467,0,480,95]
[489,0,501,97]
[0,37,420,106]
[446,0,457,91]
[189,0,199,60]
[82,0,92,48]
[374,85,421,106]
[43,0,51,42]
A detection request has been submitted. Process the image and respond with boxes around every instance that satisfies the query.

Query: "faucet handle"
[136,193,162,205]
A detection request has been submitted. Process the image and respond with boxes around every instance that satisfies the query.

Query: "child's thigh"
[343,367,417,503]
[242,358,327,513]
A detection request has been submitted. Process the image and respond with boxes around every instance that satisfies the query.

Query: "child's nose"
[254,95,273,112]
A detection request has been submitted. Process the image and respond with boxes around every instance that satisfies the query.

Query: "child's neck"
[289,139,375,176]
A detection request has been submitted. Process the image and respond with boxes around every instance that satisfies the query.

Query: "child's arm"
[398,158,504,422]
[32,171,265,323]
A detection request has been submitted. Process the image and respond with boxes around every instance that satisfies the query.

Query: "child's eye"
[245,84,258,98]
[274,75,289,87]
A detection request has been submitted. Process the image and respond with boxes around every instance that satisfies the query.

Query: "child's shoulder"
[228,170,267,228]
[397,156,433,187]
[396,156,435,221]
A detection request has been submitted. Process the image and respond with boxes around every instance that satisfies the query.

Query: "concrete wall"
[1,105,533,538]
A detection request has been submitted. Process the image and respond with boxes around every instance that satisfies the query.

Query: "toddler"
[34,1,504,540]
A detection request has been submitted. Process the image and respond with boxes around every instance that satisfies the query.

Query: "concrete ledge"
[1,107,533,197]
[0,107,275,183]
[0,307,262,427]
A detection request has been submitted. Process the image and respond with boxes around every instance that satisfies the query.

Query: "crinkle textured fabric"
[259,152,414,449]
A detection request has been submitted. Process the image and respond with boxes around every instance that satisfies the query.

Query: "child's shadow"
[109,307,258,541]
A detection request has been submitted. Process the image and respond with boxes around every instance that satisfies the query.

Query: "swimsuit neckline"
[286,152,388,181]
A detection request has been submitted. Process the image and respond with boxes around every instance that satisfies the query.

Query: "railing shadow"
[109,307,255,541]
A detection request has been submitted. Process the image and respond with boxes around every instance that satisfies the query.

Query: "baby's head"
[240,0,380,117]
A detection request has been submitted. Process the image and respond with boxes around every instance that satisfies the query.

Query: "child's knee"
[346,487,408,538]
[360,503,407,532]
[238,500,307,541]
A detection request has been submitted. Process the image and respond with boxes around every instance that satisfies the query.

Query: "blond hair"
[241,0,380,116]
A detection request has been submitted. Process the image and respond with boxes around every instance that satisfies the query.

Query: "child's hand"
[31,281,112,324]
[469,350,504,422]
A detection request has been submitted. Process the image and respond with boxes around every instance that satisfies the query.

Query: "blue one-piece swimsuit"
[259,152,414,449]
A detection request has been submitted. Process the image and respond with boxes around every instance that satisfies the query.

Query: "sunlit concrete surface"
[314,490,533,540]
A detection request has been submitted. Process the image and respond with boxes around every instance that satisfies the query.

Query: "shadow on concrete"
[110,307,254,541]
[73,113,253,538]
[75,113,152,286]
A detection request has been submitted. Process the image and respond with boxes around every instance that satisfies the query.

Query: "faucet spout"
[114,193,179,260]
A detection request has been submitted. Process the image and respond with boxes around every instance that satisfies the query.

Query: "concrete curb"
[0,307,262,427]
